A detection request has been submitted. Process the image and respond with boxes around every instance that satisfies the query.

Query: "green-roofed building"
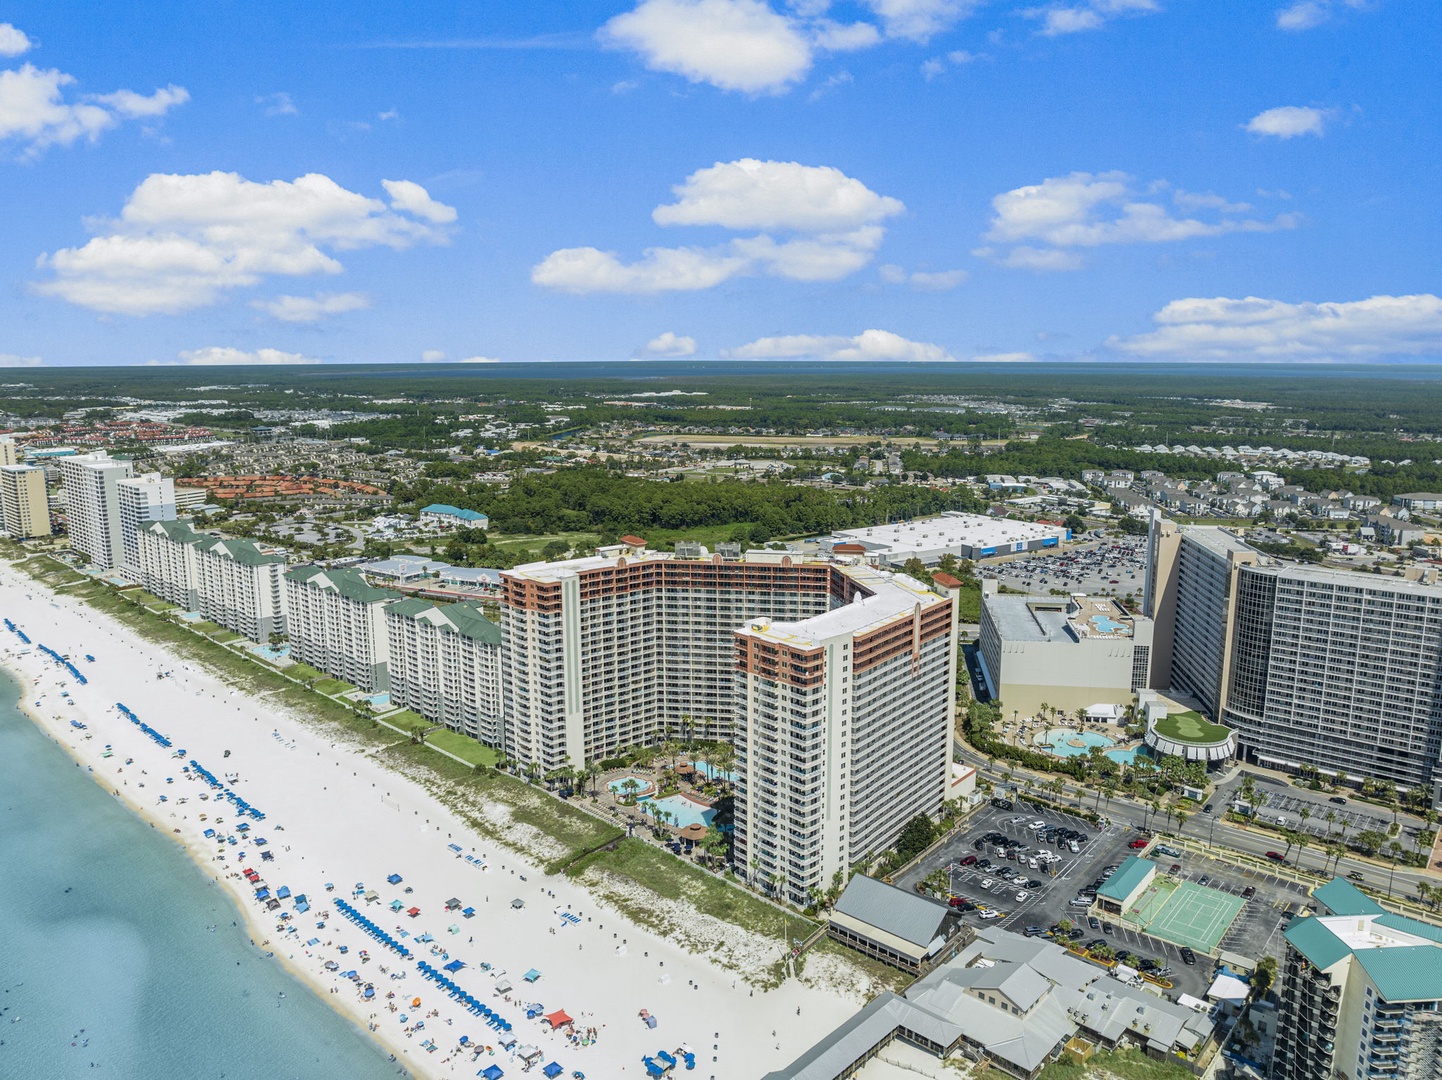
[385,598,503,747]
[1095,855,1156,916]
[137,520,288,642]
[1275,876,1442,1080]
[285,565,399,691]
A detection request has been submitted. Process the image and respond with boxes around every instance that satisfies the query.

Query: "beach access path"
[0,561,864,1080]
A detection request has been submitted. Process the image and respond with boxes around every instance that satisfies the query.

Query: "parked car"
[1242,886,1256,898]
[948,897,975,910]
[1129,837,1151,849]
[1102,922,1114,935]
[1088,916,1100,929]
[960,854,978,866]
[991,798,1014,810]
[1198,875,1211,886]
[977,858,992,869]
[1069,927,1085,939]
[1016,891,1029,903]
[1024,925,1045,936]
[973,839,987,851]
[1180,947,1197,965]
[1169,863,1182,874]
[978,909,999,920]
[980,878,994,889]
[1069,897,1092,908]
[1155,846,1181,858]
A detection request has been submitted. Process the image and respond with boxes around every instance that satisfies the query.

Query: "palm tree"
[1387,841,1405,899]
[1324,809,1338,838]
[1325,841,1346,875]
[1146,797,1161,832]
[1295,830,1311,870]
[1281,829,1298,864]
[1240,775,1257,817]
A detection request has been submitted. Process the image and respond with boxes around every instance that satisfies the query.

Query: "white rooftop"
[834,512,1065,553]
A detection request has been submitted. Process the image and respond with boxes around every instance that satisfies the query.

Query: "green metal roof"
[1313,878,1385,917]
[200,537,285,567]
[446,601,502,644]
[1283,915,1352,972]
[385,597,501,643]
[285,565,397,603]
[147,519,204,544]
[1375,914,1442,946]
[1098,856,1154,904]
[1355,945,1442,1003]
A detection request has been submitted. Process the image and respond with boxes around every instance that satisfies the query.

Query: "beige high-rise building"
[0,464,51,539]
[0,438,18,467]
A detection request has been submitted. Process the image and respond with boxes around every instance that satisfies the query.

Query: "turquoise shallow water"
[0,669,401,1080]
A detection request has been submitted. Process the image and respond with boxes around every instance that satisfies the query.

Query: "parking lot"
[1259,790,1388,837]
[981,537,1148,599]
[897,799,1310,1001]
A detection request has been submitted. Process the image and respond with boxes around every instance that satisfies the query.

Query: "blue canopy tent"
[444,960,466,972]
[481,1066,504,1080]
[523,969,541,983]
[542,1064,563,1079]
[387,873,403,884]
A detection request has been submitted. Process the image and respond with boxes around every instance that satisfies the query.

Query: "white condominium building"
[285,565,398,692]
[386,598,504,747]
[735,565,955,905]
[116,473,177,578]
[501,541,957,906]
[501,544,846,770]
[137,519,203,610]
[195,537,287,643]
[57,452,133,570]
[0,464,51,539]
[136,519,287,642]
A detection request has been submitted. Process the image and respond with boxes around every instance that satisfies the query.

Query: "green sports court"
[1123,879,1244,953]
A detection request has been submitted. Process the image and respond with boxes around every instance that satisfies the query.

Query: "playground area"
[1124,878,1244,954]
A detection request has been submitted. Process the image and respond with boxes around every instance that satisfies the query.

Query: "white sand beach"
[0,563,866,1080]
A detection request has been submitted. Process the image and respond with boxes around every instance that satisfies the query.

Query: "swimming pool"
[250,642,290,662]
[691,760,735,783]
[1105,746,1145,765]
[1036,727,1117,757]
[639,793,716,830]
[1089,615,1128,634]
[608,775,656,798]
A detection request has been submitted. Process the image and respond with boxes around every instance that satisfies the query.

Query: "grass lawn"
[383,709,431,734]
[425,729,499,767]
[1036,1048,1198,1080]
[311,678,354,696]
[488,531,600,552]
[1153,710,1232,744]
[574,838,817,943]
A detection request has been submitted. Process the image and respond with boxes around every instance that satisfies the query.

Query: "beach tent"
[448,924,460,935]
[494,979,513,995]
[445,897,462,910]
[276,886,291,900]
[462,907,476,918]
[391,900,404,912]
[407,907,421,918]
[542,1063,563,1079]
[480,1066,504,1080]
[444,960,465,973]
[523,969,541,983]
[543,1010,572,1029]
[387,874,403,884]
[517,1045,540,1062]
[510,898,524,909]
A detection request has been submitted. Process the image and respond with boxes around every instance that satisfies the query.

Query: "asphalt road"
[954,738,1438,901]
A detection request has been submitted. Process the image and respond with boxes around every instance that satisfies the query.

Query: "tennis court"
[1125,881,1244,953]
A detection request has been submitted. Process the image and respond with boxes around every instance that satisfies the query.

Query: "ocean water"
[0,670,400,1080]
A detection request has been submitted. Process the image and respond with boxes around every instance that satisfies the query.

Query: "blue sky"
[1,0,1439,366]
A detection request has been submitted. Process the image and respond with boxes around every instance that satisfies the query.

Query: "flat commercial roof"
[834,512,1066,553]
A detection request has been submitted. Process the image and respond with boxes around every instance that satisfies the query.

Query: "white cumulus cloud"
[257,91,298,116]
[1025,0,1159,36]
[600,0,980,94]
[251,291,371,323]
[35,171,457,315]
[0,352,42,367]
[0,23,32,57]
[421,349,447,362]
[0,55,188,157]
[534,158,902,294]
[722,328,954,361]
[1245,105,1329,138]
[178,347,317,366]
[1276,0,1368,31]
[600,0,813,94]
[640,331,698,357]
[979,171,1297,270]
[1107,294,1442,361]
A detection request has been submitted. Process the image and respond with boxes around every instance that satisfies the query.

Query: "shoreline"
[2,648,419,1077]
[0,560,867,1079]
